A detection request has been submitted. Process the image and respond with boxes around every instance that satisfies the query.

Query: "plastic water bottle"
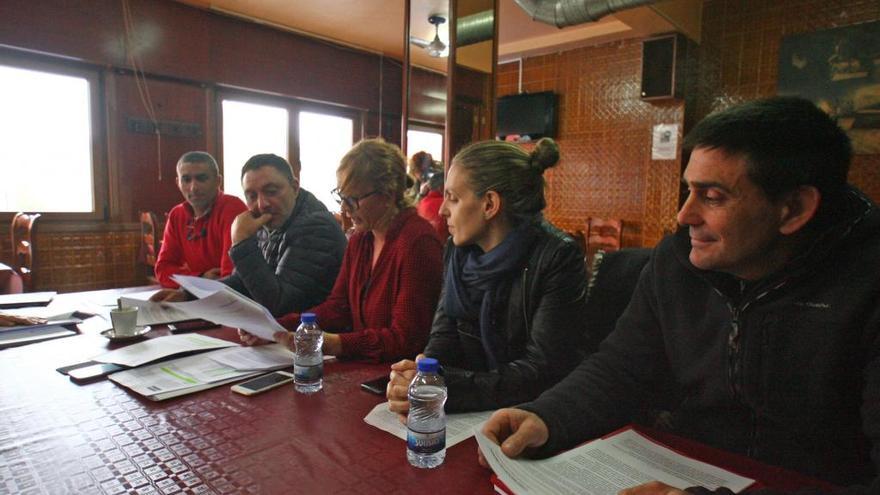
[293,313,323,394]
[406,357,447,468]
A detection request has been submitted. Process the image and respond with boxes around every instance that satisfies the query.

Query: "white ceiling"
[174,0,700,73]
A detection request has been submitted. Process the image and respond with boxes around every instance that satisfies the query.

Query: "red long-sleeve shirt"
[155,193,248,288]
[278,208,443,362]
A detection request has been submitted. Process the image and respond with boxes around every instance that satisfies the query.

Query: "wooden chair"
[139,211,160,284]
[10,212,40,292]
[585,217,623,267]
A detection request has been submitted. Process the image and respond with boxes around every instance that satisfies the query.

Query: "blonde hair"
[451,138,560,225]
[337,138,412,210]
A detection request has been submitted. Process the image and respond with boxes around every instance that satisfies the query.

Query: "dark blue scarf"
[442,219,539,370]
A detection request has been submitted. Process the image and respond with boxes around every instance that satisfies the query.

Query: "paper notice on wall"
[652,123,679,160]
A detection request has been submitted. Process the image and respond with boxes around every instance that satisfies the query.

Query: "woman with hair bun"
[387,138,590,413]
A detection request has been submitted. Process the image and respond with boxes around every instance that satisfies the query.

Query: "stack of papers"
[477,427,754,494]
[108,343,294,400]
[0,291,56,309]
[94,333,237,367]
[364,402,494,449]
[121,275,285,341]
[0,310,82,348]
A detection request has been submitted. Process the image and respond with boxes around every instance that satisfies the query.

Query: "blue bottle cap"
[300,313,316,324]
[417,357,439,372]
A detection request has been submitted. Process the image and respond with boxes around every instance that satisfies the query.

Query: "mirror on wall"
[446,0,497,162]
[402,0,497,169]
[403,0,450,166]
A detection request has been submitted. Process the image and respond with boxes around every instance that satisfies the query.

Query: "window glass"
[0,65,93,212]
[222,100,288,199]
[406,129,443,164]
[298,111,353,211]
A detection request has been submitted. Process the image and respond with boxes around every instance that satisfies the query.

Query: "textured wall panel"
[32,230,142,293]
[499,40,684,248]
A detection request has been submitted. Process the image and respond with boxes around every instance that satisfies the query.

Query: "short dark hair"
[177,151,219,176]
[683,97,851,203]
[240,154,295,183]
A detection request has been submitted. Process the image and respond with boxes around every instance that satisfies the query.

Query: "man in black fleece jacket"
[479,97,880,494]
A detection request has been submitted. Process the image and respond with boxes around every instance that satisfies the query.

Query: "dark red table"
[0,287,837,494]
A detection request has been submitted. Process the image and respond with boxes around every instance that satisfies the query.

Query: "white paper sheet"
[109,350,260,400]
[93,333,237,367]
[119,294,192,326]
[208,343,295,370]
[364,402,494,448]
[476,427,754,495]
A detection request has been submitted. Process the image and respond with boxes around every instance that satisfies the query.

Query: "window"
[221,99,289,198]
[406,128,444,164]
[299,111,353,211]
[0,64,95,212]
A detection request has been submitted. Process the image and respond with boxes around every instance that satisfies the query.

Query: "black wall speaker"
[641,33,683,100]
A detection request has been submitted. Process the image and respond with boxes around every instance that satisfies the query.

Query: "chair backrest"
[139,211,161,284]
[586,217,623,263]
[584,248,651,347]
[140,210,160,263]
[10,212,40,291]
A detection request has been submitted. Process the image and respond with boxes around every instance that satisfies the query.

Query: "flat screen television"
[496,91,558,142]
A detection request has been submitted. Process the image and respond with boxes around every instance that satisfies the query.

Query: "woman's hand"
[387,354,425,422]
[0,312,47,327]
[238,328,273,346]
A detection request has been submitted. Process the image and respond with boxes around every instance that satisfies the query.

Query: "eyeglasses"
[331,188,380,211]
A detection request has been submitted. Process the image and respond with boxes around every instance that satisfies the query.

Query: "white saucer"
[101,326,151,341]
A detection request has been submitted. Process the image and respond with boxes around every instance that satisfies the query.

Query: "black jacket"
[522,187,880,493]
[424,220,589,412]
[222,189,347,316]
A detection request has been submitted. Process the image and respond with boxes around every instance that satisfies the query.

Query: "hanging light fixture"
[426,15,446,57]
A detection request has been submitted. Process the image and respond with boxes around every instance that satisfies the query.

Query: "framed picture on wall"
[778,20,880,154]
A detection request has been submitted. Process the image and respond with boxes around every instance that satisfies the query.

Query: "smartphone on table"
[68,363,127,383]
[360,375,391,396]
[167,319,221,333]
[231,371,295,396]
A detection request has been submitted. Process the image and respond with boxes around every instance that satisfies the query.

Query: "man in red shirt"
[154,151,247,288]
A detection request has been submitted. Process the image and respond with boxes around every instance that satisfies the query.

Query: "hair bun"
[529,138,560,171]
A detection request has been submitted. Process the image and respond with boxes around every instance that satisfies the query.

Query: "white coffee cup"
[110,307,139,337]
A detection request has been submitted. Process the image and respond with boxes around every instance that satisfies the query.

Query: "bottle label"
[294,363,323,382]
[406,428,445,454]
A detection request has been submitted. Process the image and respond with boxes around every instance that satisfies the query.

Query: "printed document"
[476,427,754,494]
[364,402,493,448]
[208,343,295,370]
[93,333,237,367]
[109,350,260,401]
[122,275,284,341]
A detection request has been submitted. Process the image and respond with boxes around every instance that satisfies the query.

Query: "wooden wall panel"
[108,73,209,222]
[695,0,880,202]
[34,230,142,293]
[498,44,684,248]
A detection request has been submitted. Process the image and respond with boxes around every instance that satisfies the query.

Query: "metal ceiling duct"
[514,0,658,28]
[410,9,495,54]
[456,10,495,46]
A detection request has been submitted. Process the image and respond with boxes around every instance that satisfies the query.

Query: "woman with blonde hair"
[240,138,444,362]
[387,138,589,413]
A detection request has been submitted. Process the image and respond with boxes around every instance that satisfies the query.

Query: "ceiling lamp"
[426,15,447,57]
